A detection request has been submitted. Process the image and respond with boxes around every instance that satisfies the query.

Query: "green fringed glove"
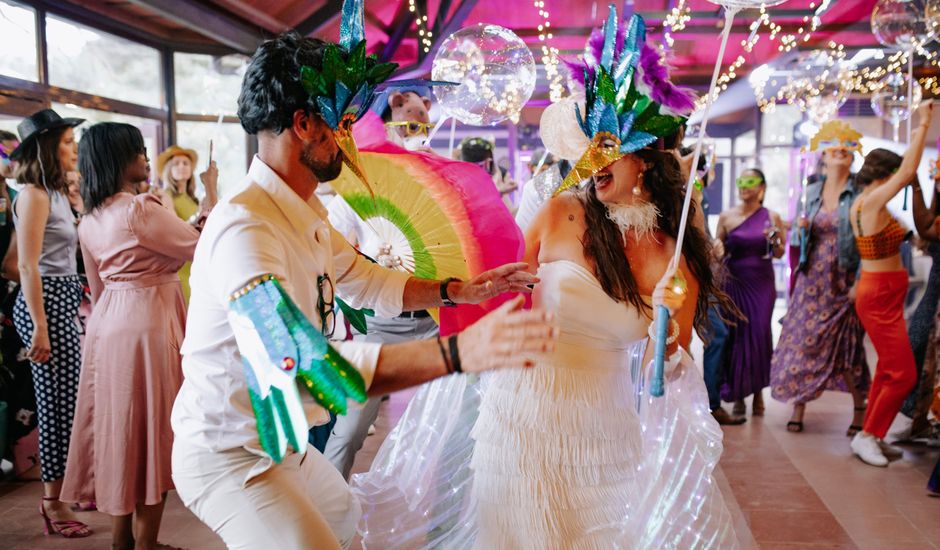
[228,274,368,463]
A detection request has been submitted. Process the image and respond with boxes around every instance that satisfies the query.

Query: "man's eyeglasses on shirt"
[317,274,336,339]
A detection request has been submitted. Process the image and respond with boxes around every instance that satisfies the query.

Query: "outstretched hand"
[457,295,557,372]
[451,262,539,304]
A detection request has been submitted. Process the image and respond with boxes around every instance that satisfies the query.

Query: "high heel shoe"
[40,497,92,538]
[847,406,866,437]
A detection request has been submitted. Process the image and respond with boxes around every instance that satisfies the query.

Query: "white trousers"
[172,441,360,550]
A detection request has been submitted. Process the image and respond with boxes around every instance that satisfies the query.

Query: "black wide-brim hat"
[10,109,85,160]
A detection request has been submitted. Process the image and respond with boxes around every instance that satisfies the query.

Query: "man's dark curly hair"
[237,32,328,136]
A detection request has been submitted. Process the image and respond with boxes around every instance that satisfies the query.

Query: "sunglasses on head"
[385,121,431,137]
[736,176,764,189]
[463,137,493,151]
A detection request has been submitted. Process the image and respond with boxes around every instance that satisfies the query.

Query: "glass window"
[761,104,800,146]
[735,130,756,157]
[46,15,162,108]
[175,120,248,197]
[758,147,798,221]
[174,52,248,116]
[52,103,162,177]
[0,1,38,81]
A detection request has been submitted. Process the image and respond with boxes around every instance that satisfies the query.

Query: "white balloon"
[539,96,590,162]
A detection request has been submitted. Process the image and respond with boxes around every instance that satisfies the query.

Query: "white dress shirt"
[171,157,411,455]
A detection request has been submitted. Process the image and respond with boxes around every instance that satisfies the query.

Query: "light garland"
[533,1,565,101]
[408,0,433,54]
[663,0,692,48]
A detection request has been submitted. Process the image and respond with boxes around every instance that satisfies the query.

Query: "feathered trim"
[636,43,697,116]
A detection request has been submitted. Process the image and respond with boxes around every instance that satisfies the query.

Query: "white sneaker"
[851,432,888,467]
[877,438,904,460]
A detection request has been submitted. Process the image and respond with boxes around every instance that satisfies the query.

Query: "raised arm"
[868,101,934,209]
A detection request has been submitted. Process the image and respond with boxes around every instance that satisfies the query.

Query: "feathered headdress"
[298,0,431,193]
[555,7,697,196]
[809,120,862,153]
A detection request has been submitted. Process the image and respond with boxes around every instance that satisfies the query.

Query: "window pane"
[0,1,38,81]
[761,104,800,146]
[52,103,162,177]
[174,53,247,116]
[47,15,162,108]
[175,121,248,197]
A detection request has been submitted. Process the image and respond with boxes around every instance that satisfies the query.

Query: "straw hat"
[156,145,198,175]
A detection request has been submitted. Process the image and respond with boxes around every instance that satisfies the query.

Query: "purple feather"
[637,43,696,115]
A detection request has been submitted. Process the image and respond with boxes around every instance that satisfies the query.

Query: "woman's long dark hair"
[579,148,736,336]
[78,122,145,212]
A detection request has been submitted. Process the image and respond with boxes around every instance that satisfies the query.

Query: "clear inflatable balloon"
[871,0,940,49]
[788,50,852,124]
[872,72,923,125]
[432,24,536,126]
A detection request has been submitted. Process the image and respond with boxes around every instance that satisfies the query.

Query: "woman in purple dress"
[716,168,784,417]
[770,122,869,434]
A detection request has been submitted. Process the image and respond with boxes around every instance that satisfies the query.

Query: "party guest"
[155,145,218,301]
[715,168,783,417]
[848,101,932,467]
[770,120,869,434]
[60,122,205,549]
[9,109,89,538]
[901,167,940,440]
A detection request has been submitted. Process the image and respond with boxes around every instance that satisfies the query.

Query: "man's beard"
[301,141,344,182]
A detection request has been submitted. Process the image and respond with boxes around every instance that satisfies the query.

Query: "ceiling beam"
[394,0,478,79]
[294,0,343,38]
[26,0,237,56]
[125,0,264,53]
[210,0,290,34]
[380,3,415,62]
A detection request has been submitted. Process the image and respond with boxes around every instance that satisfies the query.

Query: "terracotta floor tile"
[748,510,855,544]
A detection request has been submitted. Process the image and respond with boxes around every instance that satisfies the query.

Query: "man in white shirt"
[170,33,555,550]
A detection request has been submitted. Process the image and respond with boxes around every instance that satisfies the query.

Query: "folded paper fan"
[330,138,524,336]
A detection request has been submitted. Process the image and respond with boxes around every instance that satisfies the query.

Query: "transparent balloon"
[871,0,940,50]
[872,72,923,140]
[432,24,536,126]
[781,50,852,124]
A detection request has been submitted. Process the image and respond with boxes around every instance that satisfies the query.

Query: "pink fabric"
[61,193,199,515]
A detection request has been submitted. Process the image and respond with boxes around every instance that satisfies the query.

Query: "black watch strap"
[440,277,459,307]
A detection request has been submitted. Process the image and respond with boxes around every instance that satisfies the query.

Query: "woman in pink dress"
[60,123,210,550]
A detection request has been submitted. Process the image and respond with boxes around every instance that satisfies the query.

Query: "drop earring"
[633,172,644,196]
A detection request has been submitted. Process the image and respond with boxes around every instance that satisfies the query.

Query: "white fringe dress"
[352,260,740,549]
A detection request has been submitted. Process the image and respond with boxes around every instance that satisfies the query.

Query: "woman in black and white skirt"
[9,109,90,539]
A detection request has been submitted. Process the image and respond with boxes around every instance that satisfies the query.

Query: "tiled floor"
[0,387,937,549]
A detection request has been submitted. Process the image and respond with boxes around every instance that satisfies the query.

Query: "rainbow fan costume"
[557,8,696,195]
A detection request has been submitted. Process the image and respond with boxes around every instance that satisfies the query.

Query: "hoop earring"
[633,172,644,196]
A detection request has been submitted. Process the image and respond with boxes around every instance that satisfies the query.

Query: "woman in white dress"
[353,9,740,549]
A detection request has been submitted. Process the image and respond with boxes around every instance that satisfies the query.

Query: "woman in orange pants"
[849,101,932,467]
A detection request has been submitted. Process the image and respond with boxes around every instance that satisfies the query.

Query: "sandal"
[71,501,97,512]
[847,406,866,437]
[787,421,804,433]
[753,394,765,417]
[40,497,92,538]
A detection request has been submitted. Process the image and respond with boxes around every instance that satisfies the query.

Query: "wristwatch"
[440,277,460,307]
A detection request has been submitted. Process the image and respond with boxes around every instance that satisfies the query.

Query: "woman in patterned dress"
[770,121,869,434]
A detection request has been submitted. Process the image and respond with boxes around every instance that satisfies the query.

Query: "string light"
[663,0,692,48]
[408,0,433,54]
[533,1,565,101]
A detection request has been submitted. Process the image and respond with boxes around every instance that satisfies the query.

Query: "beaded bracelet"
[648,317,680,345]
